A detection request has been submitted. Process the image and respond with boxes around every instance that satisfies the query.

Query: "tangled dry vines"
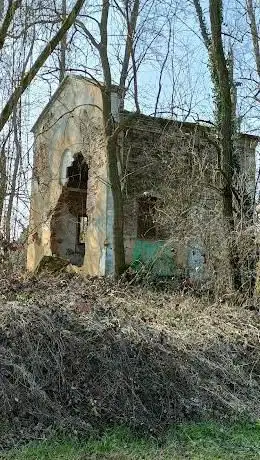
[0,273,260,447]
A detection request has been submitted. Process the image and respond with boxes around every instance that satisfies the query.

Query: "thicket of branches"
[2,273,260,446]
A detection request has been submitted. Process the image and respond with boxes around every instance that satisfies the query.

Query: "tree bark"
[246,0,260,77]
[193,0,242,290]
[59,0,67,82]
[5,105,21,242]
[103,99,126,276]
[0,144,6,223]
[119,0,140,111]
[0,0,22,51]
[209,0,242,290]
[99,0,126,276]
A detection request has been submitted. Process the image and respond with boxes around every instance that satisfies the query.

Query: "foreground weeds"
[2,423,260,459]
[1,272,260,447]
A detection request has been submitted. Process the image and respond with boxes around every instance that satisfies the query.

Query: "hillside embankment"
[1,272,260,448]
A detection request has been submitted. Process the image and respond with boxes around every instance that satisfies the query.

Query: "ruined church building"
[27,75,258,279]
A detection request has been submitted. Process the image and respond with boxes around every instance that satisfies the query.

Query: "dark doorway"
[51,153,88,266]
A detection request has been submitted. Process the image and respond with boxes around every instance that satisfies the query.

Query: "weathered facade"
[27,75,258,280]
[27,76,118,275]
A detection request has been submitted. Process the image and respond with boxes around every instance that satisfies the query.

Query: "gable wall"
[27,78,113,275]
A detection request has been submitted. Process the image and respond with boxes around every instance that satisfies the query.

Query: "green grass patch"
[2,422,260,459]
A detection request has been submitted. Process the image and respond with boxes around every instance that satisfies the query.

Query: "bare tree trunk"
[103,92,126,275]
[119,0,140,111]
[99,0,125,276]
[5,105,21,242]
[210,0,241,290]
[246,0,260,77]
[0,144,6,223]
[193,0,242,290]
[74,0,143,276]
[59,0,67,82]
[0,0,22,51]
[154,21,171,116]
[245,0,260,293]
[229,46,256,293]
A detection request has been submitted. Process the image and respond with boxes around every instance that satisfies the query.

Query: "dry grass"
[1,272,260,448]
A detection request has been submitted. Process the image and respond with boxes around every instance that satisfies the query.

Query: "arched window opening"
[66,153,88,189]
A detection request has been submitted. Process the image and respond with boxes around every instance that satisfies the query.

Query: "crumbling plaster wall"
[122,117,202,273]
[235,136,257,199]
[27,77,118,275]
[122,115,257,278]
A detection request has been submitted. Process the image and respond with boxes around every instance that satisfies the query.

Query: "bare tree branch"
[246,0,260,78]
[75,18,100,49]
[0,0,85,133]
[192,0,211,50]
[119,0,140,110]
[0,0,22,51]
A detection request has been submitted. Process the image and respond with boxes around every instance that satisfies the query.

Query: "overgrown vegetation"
[1,272,260,449]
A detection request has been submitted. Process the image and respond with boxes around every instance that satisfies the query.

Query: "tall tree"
[0,137,7,223]
[76,0,140,276]
[193,0,242,290]
[5,103,21,242]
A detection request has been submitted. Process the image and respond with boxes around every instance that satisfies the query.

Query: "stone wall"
[27,76,117,275]
[121,113,257,280]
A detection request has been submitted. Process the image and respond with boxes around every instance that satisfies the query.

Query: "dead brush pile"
[1,272,260,447]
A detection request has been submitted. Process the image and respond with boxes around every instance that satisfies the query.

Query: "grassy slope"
[2,423,260,460]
